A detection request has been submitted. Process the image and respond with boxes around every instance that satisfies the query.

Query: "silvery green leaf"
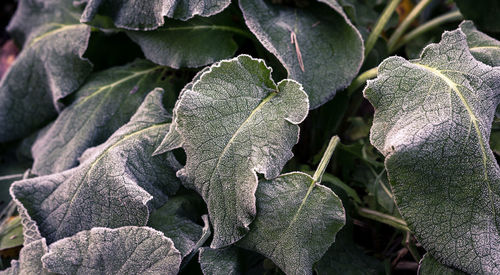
[199,246,241,275]
[0,239,52,275]
[173,55,309,248]
[239,0,363,109]
[0,0,93,142]
[460,21,500,67]
[80,0,230,30]
[126,13,241,69]
[455,0,500,33]
[239,172,345,275]
[42,226,182,275]
[10,89,181,244]
[364,29,500,274]
[31,59,174,176]
[418,254,465,275]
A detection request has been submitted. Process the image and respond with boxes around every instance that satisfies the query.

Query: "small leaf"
[199,246,242,275]
[364,29,500,273]
[460,21,500,67]
[42,226,182,275]
[239,0,363,109]
[0,0,93,142]
[418,254,465,275]
[31,59,175,175]
[238,172,345,275]
[0,217,23,251]
[171,55,309,248]
[11,89,181,243]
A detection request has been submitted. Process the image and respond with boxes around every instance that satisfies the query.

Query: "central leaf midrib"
[29,24,83,46]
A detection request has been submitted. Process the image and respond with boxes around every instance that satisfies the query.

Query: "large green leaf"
[0,0,93,142]
[81,0,231,30]
[10,89,181,243]
[460,21,500,67]
[239,0,363,109]
[169,55,309,248]
[238,172,345,275]
[418,254,465,275]
[364,29,500,274]
[31,59,175,176]
[455,0,500,33]
[42,226,182,274]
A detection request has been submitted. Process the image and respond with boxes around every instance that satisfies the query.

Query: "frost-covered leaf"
[10,89,181,243]
[239,0,363,109]
[42,226,182,275]
[239,172,345,275]
[172,55,309,248]
[199,246,241,275]
[460,21,500,67]
[0,0,92,142]
[364,29,500,274]
[126,12,241,69]
[418,254,465,275]
[455,0,500,33]
[31,59,175,176]
[81,0,231,30]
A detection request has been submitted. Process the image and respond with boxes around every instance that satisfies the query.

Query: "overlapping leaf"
[0,0,93,142]
[11,89,181,243]
[239,0,363,109]
[31,59,175,176]
[168,55,309,248]
[238,172,345,275]
[418,254,465,275]
[364,29,500,273]
[42,226,182,274]
[460,21,500,67]
[199,247,241,275]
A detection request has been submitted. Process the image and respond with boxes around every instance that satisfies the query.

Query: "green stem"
[391,10,463,52]
[347,67,378,96]
[358,207,410,232]
[313,136,340,184]
[0,174,24,182]
[364,0,401,58]
[387,0,433,52]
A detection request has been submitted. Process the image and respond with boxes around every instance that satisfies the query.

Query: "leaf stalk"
[364,0,401,58]
[347,67,378,96]
[358,207,410,232]
[313,136,340,184]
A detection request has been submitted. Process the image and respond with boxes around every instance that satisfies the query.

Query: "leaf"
[238,172,345,275]
[126,12,242,69]
[0,217,23,251]
[418,254,465,275]
[364,29,500,274]
[199,246,242,275]
[1,239,54,275]
[239,0,363,109]
[80,0,231,30]
[171,55,309,248]
[42,226,182,275]
[0,0,93,142]
[31,59,175,176]
[460,21,500,67]
[455,0,500,33]
[10,89,181,243]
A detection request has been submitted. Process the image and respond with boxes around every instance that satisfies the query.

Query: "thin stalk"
[405,231,422,262]
[313,136,340,184]
[0,174,23,181]
[387,0,433,52]
[358,207,410,232]
[392,10,463,52]
[364,0,401,58]
[347,67,378,97]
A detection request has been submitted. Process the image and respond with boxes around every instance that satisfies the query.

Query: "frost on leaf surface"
[364,29,500,274]
[418,254,465,275]
[42,226,181,275]
[171,54,309,248]
[0,0,92,142]
[238,172,345,275]
[31,59,174,176]
[10,89,181,244]
[460,21,500,67]
[239,0,363,109]
[199,246,241,274]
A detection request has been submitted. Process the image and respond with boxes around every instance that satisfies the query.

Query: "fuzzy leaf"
[126,13,240,69]
[364,29,500,274]
[0,0,93,142]
[172,55,309,248]
[81,0,231,30]
[199,247,241,275]
[42,226,182,275]
[239,0,363,109]
[239,172,345,275]
[460,21,500,67]
[10,89,181,243]
[31,59,174,176]
[418,254,465,275]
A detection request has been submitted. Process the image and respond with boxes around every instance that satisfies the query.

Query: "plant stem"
[347,67,378,96]
[364,0,401,58]
[0,173,24,181]
[405,231,422,262]
[313,136,340,184]
[387,0,433,52]
[358,207,410,232]
[391,10,463,52]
